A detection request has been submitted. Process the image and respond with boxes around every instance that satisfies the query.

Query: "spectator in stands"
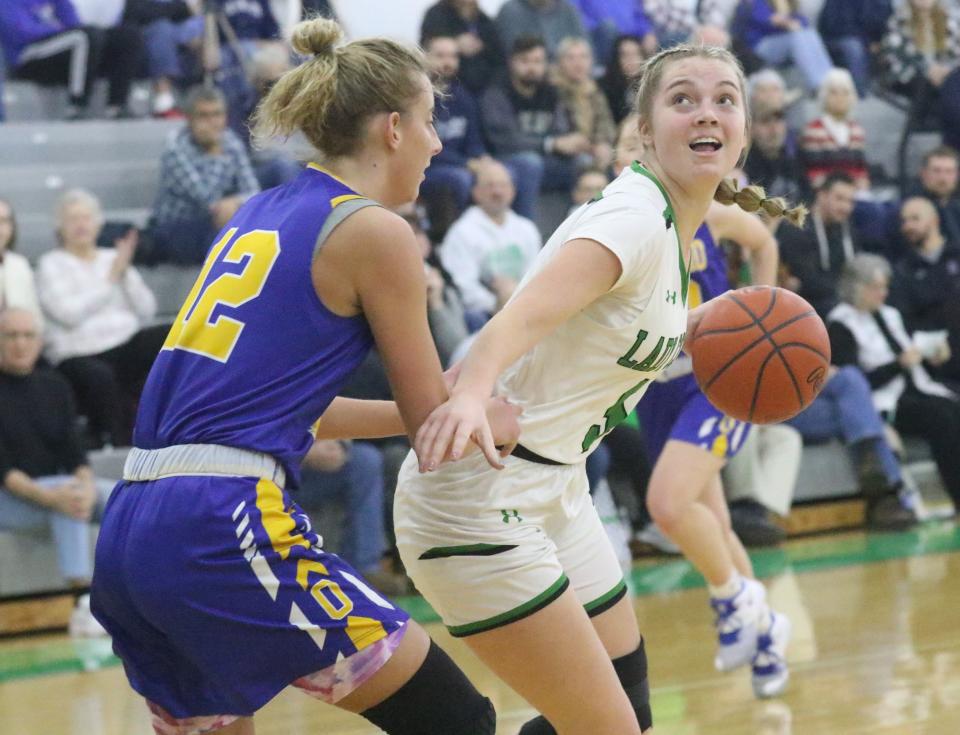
[0,0,143,119]
[570,168,609,209]
[123,0,205,118]
[402,206,469,367]
[0,307,114,634]
[230,43,302,189]
[830,254,960,512]
[800,68,870,191]
[553,36,616,172]
[747,67,802,132]
[440,160,542,331]
[734,0,833,94]
[295,439,409,595]
[598,34,646,124]
[421,35,490,222]
[880,0,960,152]
[890,197,960,382]
[643,0,731,49]
[912,146,960,247]
[785,363,917,530]
[778,172,861,316]
[148,86,260,265]
[569,0,656,66]
[722,424,800,546]
[481,35,585,216]
[744,99,803,204]
[420,0,505,96]
[36,189,168,448]
[0,199,42,321]
[817,0,894,98]
[495,0,586,61]
[69,1,150,118]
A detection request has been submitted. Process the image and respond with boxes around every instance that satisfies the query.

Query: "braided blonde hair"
[633,43,807,227]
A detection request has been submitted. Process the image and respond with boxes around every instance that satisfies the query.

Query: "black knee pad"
[518,640,652,734]
[361,640,495,735]
[614,639,652,731]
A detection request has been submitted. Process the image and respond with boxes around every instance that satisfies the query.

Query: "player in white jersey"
[397,44,804,734]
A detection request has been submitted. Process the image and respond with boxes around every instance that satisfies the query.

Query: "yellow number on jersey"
[162,228,281,362]
[686,238,708,309]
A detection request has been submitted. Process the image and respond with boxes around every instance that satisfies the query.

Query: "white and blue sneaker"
[711,577,766,672]
[752,610,792,699]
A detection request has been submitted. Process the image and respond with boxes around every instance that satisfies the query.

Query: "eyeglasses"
[758,110,786,122]
[0,330,38,340]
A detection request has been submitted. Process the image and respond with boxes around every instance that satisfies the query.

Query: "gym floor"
[2,523,959,734]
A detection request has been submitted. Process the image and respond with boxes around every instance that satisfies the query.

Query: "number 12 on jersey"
[162,227,281,363]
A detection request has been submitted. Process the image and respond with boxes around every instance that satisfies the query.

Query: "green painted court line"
[2,523,957,683]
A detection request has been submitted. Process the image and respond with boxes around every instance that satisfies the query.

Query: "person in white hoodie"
[440,159,542,330]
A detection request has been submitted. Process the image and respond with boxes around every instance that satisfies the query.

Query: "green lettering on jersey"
[616,329,649,370]
[632,337,665,372]
[582,379,650,453]
[650,336,679,371]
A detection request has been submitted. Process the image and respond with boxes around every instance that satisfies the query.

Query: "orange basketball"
[689,286,831,424]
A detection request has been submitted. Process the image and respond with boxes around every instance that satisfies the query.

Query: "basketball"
[689,286,831,424]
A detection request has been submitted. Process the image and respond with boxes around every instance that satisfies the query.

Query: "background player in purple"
[636,196,794,699]
[89,17,517,735]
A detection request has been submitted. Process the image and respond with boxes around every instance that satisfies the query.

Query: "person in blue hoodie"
[0,0,138,119]
[421,35,491,220]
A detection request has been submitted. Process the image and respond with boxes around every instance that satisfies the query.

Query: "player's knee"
[646,489,684,533]
[614,639,652,731]
[360,640,495,735]
[518,640,652,735]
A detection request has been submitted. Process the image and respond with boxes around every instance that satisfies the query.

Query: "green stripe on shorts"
[584,579,627,616]
[447,574,570,638]
[418,543,517,560]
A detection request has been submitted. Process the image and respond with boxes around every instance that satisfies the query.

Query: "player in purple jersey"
[637,200,796,699]
[90,17,518,735]
[616,115,797,698]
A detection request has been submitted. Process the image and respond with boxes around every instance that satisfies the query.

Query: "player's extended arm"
[415,238,622,470]
[314,398,405,440]
[314,396,521,451]
[706,201,779,286]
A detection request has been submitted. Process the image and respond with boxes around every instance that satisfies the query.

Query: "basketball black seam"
[702,303,818,393]
[749,342,804,421]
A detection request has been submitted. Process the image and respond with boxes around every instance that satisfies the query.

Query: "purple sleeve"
[53,0,81,29]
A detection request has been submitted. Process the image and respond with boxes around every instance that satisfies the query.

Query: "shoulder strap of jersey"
[312,198,381,262]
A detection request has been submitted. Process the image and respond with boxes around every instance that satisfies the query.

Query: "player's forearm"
[314,398,405,440]
[452,307,538,400]
[749,239,779,286]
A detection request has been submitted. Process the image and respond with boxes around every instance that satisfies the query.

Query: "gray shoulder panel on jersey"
[312,198,381,262]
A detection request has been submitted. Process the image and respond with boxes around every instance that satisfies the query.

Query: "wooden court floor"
[2,523,959,734]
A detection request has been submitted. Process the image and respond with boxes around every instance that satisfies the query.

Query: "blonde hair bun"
[291,17,342,58]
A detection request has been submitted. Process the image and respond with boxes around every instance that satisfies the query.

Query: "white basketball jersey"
[497,163,690,463]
